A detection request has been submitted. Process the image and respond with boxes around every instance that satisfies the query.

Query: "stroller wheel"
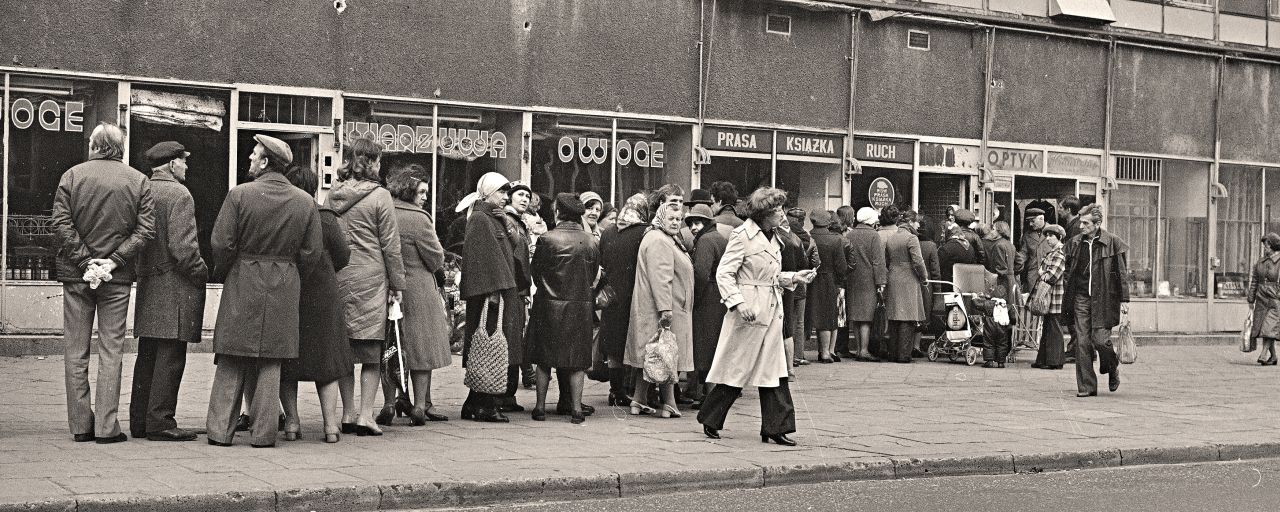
[965,346,980,366]
[926,342,940,362]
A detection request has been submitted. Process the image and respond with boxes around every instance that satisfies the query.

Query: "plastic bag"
[642,327,678,385]
[1241,313,1256,353]
[992,299,1010,326]
[1117,318,1138,364]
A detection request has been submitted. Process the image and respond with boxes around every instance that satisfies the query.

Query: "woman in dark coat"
[916,215,941,334]
[807,209,853,363]
[1249,233,1280,365]
[844,207,887,361]
[686,204,728,405]
[883,215,929,363]
[280,166,353,443]
[981,221,1018,368]
[389,170,453,423]
[525,194,600,423]
[597,196,650,405]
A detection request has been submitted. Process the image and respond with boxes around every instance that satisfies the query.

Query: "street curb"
[5,443,1280,512]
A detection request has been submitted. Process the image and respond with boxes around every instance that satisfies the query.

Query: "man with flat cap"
[205,134,323,447]
[129,142,208,442]
[1017,207,1050,292]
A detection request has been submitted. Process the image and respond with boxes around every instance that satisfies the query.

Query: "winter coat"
[525,221,600,369]
[210,172,323,359]
[51,153,155,284]
[394,200,453,371]
[883,226,928,322]
[705,220,794,388]
[597,222,647,361]
[938,237,978,285]
[715,205,744,240]
[919,238,940,314]
[329,179,407,341]
[625,228,695,372]
[502,208,533,295]
[287,208,354,383]
[461,200,527,365]
[808,226,853,331]
[691,221,730,372]
[984,233,1019,307]
[1017,229,1049,288]
[133,170,207,342]
[1063,228,1130,330]
[845,224,887,322]
[962,227,989,266]
[1250,252,1280,340]
[1035,244,1067,316]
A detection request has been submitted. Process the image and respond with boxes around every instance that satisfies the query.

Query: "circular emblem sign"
[868,177,895,210]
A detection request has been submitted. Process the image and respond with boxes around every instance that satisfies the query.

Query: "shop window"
[848,167,913,212]
[532,116,612,205]
[775,160,842,222]
[1111,184,1159,298]
[1215,165,1263,300]
[5,76,119,281]
[1161,161,1210,298]
[615,121,689,204]
[238,91,331,126]
[128,85,231,269]
[1222,0,1267,17]
[700,156,772,209]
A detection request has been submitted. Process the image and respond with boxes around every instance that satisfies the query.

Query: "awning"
[1050,0,1116,24]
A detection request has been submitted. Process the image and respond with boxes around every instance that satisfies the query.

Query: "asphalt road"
[439,458,1280,512]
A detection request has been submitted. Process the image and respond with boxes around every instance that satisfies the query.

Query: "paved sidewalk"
[2,345,1278,511]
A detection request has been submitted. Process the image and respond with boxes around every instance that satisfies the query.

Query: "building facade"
[3,0,1278,333]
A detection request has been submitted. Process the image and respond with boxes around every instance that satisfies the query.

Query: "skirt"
[350,338,382,365]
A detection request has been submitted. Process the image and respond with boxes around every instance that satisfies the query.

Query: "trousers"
[889,321,918,362]
[63,282,131,438]
[206,355,282,446]
[982,319,1011,363]
[697,378,796,436]
[793,283,809,346]
[129,337,189,435]
[1072,294,1118,394]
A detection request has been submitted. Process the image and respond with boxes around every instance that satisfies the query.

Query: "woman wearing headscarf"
[328,138,406,436]
[279,165,352,443]
[625,201,695,418]
[598,194,650,406]
[982,221,1018,368]
[883,208,929,363]
[844,207,888,362]
[1031,224,1068,370]
[699,187,816,446]
[1249,233,1280,366]
[387,169,452,423]
[807,209,852,363]
[580,191,605,238]
[525,194,600,423]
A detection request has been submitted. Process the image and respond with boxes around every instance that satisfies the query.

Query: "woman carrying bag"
[1031,225,1067,370]
[1249,233,1280,366]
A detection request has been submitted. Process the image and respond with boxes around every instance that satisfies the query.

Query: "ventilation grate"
[1116,156,1162,182]
[767,14,791,35]
[908,30,930,50]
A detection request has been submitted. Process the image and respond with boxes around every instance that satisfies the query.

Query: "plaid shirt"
[1037,245,1067,314]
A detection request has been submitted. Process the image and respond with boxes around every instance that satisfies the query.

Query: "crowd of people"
[52,123,1130,448]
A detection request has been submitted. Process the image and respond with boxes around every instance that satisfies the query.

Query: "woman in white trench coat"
[697,187,816,446]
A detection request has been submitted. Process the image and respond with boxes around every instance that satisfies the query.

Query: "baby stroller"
[924,264,1007,366]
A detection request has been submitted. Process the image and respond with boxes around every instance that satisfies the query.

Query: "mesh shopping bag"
[463,296,509,394]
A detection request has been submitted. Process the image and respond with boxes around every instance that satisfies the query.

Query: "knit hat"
[555,192,586,217]
[579,191,603,209]
[857,207,879,225]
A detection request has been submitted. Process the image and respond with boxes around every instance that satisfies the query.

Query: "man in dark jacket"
[205,135,322,447]
[684,204,728,406]
[710,181,743,238]
[52,123,155,444]
[954,208,988,266]
[1016,207,1049,291]
[1063,204,1129,397]
[787,207,819,364]
[130,142,208,442]
[460,172,523,423]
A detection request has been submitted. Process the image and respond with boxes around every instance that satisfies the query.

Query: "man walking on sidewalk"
[205,135,322,447]
[1062,203,1128,397]
[129,142,208,442]
[52,123,156,444]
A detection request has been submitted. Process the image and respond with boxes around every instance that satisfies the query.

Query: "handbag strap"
[476,294,505,337]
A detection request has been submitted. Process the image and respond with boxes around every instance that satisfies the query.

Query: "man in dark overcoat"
[954,209,988,266]
[1062,204,1129,397]
[205,135,322,447]
[1016,207,1049,292]
[460,172,524,423]
[129,142,208,442]
[52,123,155,444]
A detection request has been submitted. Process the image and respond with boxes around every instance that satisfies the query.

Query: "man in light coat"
[205,135,323,447]
[52,123,155,444]
[129,141,208,442]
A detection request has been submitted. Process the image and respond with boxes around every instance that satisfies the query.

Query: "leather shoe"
[499,403,525,413]
[234,414,252,432]
[1076,391,1097,397]
[703,424,721,440]
[147,428,198,442]
[762,434,797,446]
[207,438,233,447]
[1109,364,1121,392]
[474,409,510,423]
[555,403,595,416]
[73,433,96,443]
[95,433,128,444]
[1030,363,1045,369]
[531,408,547,421]
[982,361,999,368]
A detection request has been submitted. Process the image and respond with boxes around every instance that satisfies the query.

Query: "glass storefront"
[531,115,690,208]
[1111,157,1210,299]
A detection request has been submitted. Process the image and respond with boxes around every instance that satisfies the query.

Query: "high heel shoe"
[629,401,656,415]
[340,422,356,434]
[661,404,682,418]
[762,434,797,446]
[703,424,720,439]
[531,408,546,421]
[355,424,383,436]
[374,405,395,426]
[395,396,414,418]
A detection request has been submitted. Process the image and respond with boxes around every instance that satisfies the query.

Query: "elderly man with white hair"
[52,123,156,444]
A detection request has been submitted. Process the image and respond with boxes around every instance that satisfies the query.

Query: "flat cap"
[253,134,293,166]
[145,141,189,167]
[809,208,833,227]
[1025,207,1045,217]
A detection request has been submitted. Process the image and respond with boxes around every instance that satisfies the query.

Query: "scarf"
[647,203,689,252]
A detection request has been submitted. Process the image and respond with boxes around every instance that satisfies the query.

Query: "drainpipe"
[847,11,860,207]
[978,27,996,223]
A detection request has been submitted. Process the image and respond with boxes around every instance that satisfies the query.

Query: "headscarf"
[648,202,688,252]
